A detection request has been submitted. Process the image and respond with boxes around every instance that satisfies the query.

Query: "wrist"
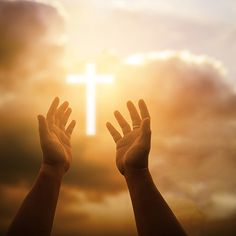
[124,168,155,195]
[40,163,65,180]
[124,167,150,180]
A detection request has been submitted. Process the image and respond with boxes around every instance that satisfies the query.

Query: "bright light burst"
[67,64,114,135]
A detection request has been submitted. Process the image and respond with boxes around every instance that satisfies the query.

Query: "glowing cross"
[67,64,114,135]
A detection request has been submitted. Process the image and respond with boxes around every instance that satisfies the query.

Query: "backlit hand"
[38,97,76,174]
[106,99,151,175]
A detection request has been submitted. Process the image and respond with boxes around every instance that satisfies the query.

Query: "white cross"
[66,64,114,135]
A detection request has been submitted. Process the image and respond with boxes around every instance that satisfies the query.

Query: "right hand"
[106,99,151,176]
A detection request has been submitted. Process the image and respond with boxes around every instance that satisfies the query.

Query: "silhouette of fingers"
[138,99,150,119]
[114,111,131,135]
[141,118,151,135]
[66,120,76,137]
[38,115,50,140]
[106,122,122,143]
[127,101,141,129]
[55,101,69,127]
[47,97,60,124]
[61,108,72,128]
[139,118,151,151]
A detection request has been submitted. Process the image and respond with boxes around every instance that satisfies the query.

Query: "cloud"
[114,51,236,229]
[120,51,234,118]
[0,184,29,234]
[0,184,136,236]
[0,0,67,90]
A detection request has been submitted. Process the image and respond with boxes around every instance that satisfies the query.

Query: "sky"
[57,0,236,80]
[0,0,236,235]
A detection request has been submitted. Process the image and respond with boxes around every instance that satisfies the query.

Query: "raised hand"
[106,99,151,175]
[107,100,187,236]
[7,97,77,236]
[38,97,76,174]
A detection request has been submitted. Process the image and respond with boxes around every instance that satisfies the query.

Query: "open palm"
[107,99,151,175]
[38,97,76,173]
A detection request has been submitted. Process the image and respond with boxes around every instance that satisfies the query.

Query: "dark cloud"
[0,184,28,234]
[0,94,122,182]
[0,0,66,90]
[0,99,126,196]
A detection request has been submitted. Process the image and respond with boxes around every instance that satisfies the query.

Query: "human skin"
[106,99,187,236]
[7,97,76,236]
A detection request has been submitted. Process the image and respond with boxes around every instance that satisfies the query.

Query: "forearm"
[125,168,187,236]
[7,164,63,236]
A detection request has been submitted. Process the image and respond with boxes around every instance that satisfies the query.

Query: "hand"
[106,99,151,175]
[38,97,76,175]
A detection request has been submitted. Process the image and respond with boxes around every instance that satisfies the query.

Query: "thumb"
[37,115,49,139]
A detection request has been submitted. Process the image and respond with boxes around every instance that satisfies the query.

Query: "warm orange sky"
[0,1,236,236]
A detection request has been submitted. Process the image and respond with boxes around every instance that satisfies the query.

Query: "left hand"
[38,97,76,175]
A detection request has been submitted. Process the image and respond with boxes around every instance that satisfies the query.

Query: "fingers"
[55,101,69,127]
[127,101,141,129]
[141,117,151,135]
[140,118,151,151]
[38,115,50,139]
[106,122,122,143]
[61,108,72,127]
[114,111,131,135]
[138,99,150,119]
[66,120,76,137]
[110,99,150,137]
[46,97,60,124]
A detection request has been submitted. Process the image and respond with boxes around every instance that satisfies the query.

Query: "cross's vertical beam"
[86,64,96,135]
[66,64,114,135]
